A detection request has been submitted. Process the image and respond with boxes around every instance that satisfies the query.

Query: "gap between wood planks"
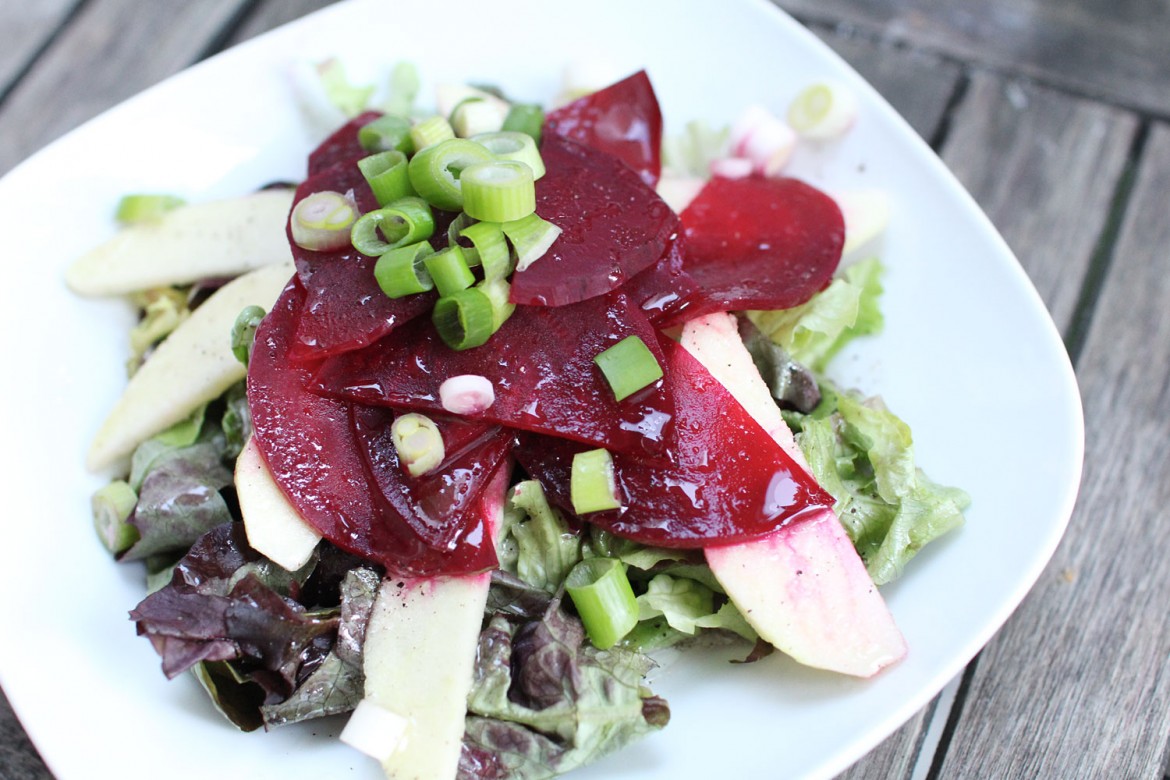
[0,0,87,111]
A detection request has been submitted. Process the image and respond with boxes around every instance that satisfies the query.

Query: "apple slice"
[66,189,294,297]
[234,437,321,571]
[681,312,906,677]
[347,466,509,779]
[87,261,294,471]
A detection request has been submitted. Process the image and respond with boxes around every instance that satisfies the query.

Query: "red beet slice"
[545,70,663,188]
[352,405,511,552]
[513,335,833,548]
[623,233,701,329]
[679,175,845,313]
[287,159,435,360]
[247,281,499,576]
[307,111,381,175]
[509,134,678,307]
[311,290,676,459]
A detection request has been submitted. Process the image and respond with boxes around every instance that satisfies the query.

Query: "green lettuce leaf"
[499,480,583,593]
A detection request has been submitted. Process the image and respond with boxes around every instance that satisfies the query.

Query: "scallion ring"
[432,288,496,351]
[351,196,435,257]
[358,151,414,206]
[501,103,545,143]
[358,114,414,154]
[565,557,638,650]
[423,245,475,297]
[409,114,456,151]
[470,131,545,179]
[501,212,562,272]
[291,190,360,251]
[374,241,435,298]
[407,138,496,212]
[459,221,511,281]
[460,161,535,222]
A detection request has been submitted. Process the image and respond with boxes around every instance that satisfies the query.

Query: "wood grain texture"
[935,122,1170,779]
[225,0,339,45]
[0,0,76,97]
[774,0,1170,116]
[0,0,250,175]
[940,70,1139,329]
[811,24,960,141]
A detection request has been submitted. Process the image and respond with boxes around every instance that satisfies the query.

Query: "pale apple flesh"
[234,437,321,571]
[681,312,906,677]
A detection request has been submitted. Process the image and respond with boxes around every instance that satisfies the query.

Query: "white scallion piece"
[439,374,495,415]
[787,81,859,140]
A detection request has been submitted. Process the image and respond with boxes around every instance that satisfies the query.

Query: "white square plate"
[0,1,1083,778]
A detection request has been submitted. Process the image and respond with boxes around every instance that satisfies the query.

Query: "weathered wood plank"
[774,0,1170,117]
[0,0,251,175]
[810,24,961,141]
[0,0,76,97]
[934,122,1170,778]
[225,0,339,45]
[940,70,1139,329]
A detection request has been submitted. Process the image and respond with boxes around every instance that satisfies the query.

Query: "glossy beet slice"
[307,111,381,175]
[352,405,511,552]
[679,175,845,314]
[287,160,435,360]
[544,70,663,188]
[247,281,499,577]
[623,233,701,329]
[509,134,678,307]
[513,335,833,548]
[312,290,676,459]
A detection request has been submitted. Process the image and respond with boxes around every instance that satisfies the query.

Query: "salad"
[72,62,969,779]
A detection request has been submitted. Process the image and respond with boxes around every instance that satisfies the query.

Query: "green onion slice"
[358,151,414,206]
[565,557,638,649]
[460,161,535,222]
[410,114,456,151]
[114,194,186,225]
[230,305,267,366]
[351,196,435,256]
[408,139,496,212]
[374,241,435,298]
[432,288,496,351]
[476,277,516,331]
[501,103,545,143]
[358,114,414,154]
[501,212,562,272]
[570,448,622,514]
[470,131,545,179]
[593,335,664,402]
[787,81,858,140]
[450,96,506,138]
[446,212,479,266]
[92,480,140,556]
[291,190,360,251]
[423,245,475,297]
[390,413,445,476]
[460,221,511,280]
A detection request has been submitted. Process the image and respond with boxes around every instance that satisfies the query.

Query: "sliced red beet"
[307,111,381,175]
[311,290,676,459]
[351,405,512,552]
[509,134,678,307]
[513,335,833,548]
[247,281,500,577]
[623,233,702,329]
[544,70,663,188]
[287,160,435,360]
[679,175,845,314]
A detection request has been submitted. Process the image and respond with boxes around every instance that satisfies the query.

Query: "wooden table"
[2,1,1167,778]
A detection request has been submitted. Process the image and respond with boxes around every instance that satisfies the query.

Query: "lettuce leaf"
[498,480,583,593]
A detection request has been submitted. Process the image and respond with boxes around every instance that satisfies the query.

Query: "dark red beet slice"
[307,111,381,175]
[679,175,845,314]
[623,233,701,329]
[247,281,500,577]
[287,160,435,360]
[513,335,833,548]
[352,406,511,552]
[509,134,678,307]
[544,70,663,188]
[311,291,676,459]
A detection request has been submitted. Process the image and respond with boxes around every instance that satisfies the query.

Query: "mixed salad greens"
[73,60,969,779]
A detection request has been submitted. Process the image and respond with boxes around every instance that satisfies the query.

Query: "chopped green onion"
[316,57,374,117]
[477,276,516,331]
[128,288,187,369]
[450,97,506,138]
[570,448,622,514]
[351,196,435,256]
[470,131,545,179]
[390,413,445,476]
[459,221,511,280]
[787,81,858,140]
[114,194,186,225]
[92,480,140,556]
[291,190,360,252]
[501,212,562,272]
[230,305,266,366]
[410,114,456,151]
[423,245,474,297]
[432,288,496,350]
[374,241,435,298]
[501,103,545,143]
[381,61,420,117]
[593,335,664,402]
[565,557,638,649]
[446,211,479,266]
[407,138,496,212]
[358,151,414,206]
[358,114,414,154]
[460,161,535,222]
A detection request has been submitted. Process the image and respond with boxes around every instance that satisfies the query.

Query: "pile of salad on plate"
[71,60,970,779]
